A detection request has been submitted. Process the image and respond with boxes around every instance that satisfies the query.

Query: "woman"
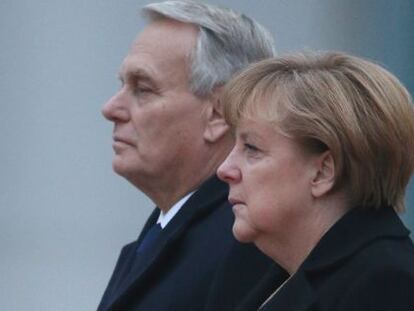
[217,52,414,310]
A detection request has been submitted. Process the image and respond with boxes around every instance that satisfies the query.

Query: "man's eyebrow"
[118,68,157,85]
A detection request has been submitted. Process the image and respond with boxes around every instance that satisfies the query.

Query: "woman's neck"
[257,196,349,275]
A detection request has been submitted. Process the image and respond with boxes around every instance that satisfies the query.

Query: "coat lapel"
[262,272,316,311]
[106,175,229,308]
[237,266,316,311]
[236,265,289,311]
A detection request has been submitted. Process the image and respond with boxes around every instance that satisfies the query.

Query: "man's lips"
[112,135,135,146]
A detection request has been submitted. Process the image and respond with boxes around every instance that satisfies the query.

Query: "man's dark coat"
[98,176,281,310]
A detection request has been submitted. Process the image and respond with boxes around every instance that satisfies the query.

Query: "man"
[98,1,285,310]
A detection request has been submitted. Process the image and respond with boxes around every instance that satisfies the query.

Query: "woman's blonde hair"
[222,52,414,212]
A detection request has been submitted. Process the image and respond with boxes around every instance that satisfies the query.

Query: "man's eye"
[134,86,153,96]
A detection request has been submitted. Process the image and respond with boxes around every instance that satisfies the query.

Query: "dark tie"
[136,223,162,254]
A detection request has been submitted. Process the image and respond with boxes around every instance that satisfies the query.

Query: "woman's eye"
[244,143,260,155]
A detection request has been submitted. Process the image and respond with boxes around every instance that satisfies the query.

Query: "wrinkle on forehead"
[120,19,199,89]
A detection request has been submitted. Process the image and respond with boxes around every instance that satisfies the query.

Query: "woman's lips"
[229,197,245,214]
[229,197,244,205]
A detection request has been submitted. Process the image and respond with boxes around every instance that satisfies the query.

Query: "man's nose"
[101,91,130,122]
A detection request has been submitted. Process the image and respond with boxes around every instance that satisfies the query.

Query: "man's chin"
[111,157,152,185]
[112,157,131,177]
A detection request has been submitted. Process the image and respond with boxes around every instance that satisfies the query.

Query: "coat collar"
[107,175,229,308]
[236,265,289,311]
[238,265,315,311]
[261,272,316,311]
[137,174,229,242]
[126,175,229,279]
[302,207,410,272]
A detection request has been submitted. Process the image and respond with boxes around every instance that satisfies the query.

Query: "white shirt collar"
[156,191,195,229]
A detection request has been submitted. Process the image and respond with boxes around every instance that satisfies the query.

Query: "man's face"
[102,19,208,191]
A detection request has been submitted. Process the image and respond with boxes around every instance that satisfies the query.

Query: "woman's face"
[217,117,318,246]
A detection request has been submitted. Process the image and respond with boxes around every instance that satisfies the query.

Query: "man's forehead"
[141,18,199,38]
[131,19,198,59]
[118,20,198,82]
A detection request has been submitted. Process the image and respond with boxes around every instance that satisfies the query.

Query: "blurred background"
[1,0,413,310]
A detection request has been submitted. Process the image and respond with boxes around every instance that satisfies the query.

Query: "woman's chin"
[232,221,258,243]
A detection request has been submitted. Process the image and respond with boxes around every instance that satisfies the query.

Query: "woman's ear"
[311,150,336,198]
[203,87,230,143]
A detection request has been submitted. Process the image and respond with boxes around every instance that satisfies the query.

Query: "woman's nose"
[217,150,242,184]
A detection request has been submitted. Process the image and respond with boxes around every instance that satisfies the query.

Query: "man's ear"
[203,86,230,143]
[311,150,336,198]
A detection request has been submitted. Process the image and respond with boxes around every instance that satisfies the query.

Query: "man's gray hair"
[142,0,276,97]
